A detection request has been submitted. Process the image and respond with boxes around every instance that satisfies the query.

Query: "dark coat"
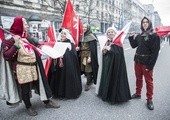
[128,33,160,70]
[129,16,160,70]
[89,40,99,84]
[49,39,82,99]
[98,44,131,103]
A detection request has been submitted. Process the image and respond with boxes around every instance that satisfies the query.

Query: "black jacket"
[128,33,160,70]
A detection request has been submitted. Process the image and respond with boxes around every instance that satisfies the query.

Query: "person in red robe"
[1,16,60,116]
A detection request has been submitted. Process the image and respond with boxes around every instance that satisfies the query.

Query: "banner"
[0,26,4,41]
[113,21,132,47]
[155,26,170,37]
[61,0,82,46]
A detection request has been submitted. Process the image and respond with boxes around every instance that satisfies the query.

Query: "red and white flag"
[113,21,132,47]
[47,25,56,42]
[155,26,170,37]
[43,25,56,47]
[41,24,71,77]
[0,27,4,49]
[0,27,4,41]
[43,25,56,77]
[61,0,83,46]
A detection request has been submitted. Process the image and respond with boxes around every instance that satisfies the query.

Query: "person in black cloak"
[128,17,160,110]
[76,23,99,91]
[96,26,131,104]
[48,29,82,99]
[0,16,60,116]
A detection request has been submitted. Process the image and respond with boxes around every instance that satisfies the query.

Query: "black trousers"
[86,72,93,85]
[20,81,49,109]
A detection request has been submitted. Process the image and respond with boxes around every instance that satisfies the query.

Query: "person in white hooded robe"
[48,29,82,99]
[96,26,131,104]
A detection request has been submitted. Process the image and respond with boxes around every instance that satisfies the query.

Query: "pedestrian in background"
[1,16,60,116]
[96,26,131,104]
[76,23,98,91]
[128,17,160,110]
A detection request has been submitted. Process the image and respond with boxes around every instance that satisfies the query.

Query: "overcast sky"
[139,0,170,26]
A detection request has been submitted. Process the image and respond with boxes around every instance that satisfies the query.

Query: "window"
[96,1,99,6]
[76,4,79,11]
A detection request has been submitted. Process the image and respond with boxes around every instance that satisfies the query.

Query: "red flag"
[44,57,52,77]
[43,25,56,47]
[155,26,170,37]
[71,15,83,45]
[113,31,124,47]
[47,25,55,42]
[112,21,132,47]
[61,0,83,46]
[44,25,56,77]
[0,27,5,41]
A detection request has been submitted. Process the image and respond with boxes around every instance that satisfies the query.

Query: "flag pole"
[0,26,47,56]
[76,15,79,46]
[0,26,15,36]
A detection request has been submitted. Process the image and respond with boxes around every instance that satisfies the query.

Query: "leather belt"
[135,53,151,57]
[17,61,37,66]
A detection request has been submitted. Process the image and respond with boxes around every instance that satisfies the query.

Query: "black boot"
[131,93,141,99]
[147,100,154,110]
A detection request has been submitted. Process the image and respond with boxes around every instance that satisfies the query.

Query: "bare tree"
[43,0,99,24]
[43,0,66,15]
[77,0,98,24]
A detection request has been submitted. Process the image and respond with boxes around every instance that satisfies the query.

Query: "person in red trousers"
[128,17,160,110]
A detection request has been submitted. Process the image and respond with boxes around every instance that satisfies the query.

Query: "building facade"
[143,4,155,28]
[0,0,162,34]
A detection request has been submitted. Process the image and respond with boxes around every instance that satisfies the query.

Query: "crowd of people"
[0,16,160,116]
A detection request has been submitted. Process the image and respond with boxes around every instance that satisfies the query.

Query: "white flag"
[40,42,71,59]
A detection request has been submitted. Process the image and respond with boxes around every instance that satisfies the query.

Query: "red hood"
[10,16,26,38]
